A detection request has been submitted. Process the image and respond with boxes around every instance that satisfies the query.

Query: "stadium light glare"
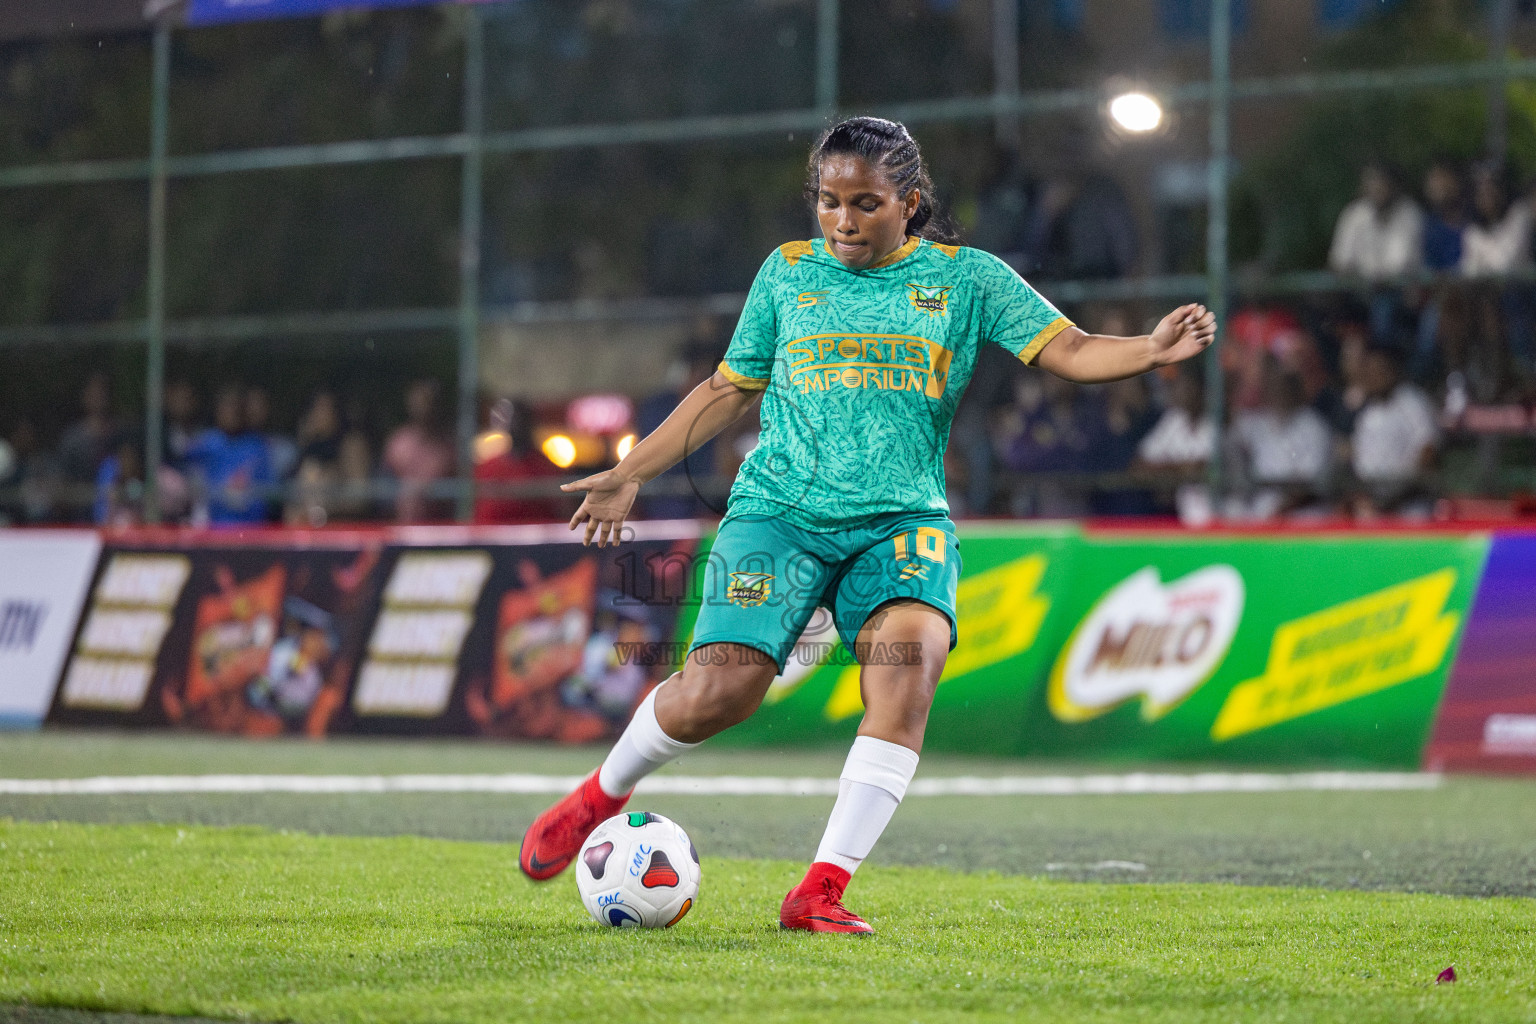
[542,434,578,469]
[1108,92,1163,133]
[616,433,638,460]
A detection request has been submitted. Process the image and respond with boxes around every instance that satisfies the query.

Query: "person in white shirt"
[1229,362,1334,520]
[1136,368,1215,524]
[1329,163,1425,283]
[1350,346,1439,517]
[1460,164,1536,387]
[1460,165,1533,277]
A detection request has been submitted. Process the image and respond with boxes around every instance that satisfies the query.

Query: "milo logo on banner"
[1049,565,1245,722]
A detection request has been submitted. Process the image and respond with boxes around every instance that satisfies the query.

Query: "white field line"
[0,771,1442,797]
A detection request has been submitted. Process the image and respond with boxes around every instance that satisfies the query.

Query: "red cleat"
[518,770,630,881]
[779,862,873,934]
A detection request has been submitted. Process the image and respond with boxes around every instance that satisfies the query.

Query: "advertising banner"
[1423,533,1536,773]
[47,527,700,742]
[708,527,1487,767]
[50,542,384,736]
[0,531,101,727]
[340,534,697,742]
[1018,533,1486,767]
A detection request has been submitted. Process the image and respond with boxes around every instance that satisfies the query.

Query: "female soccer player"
[520,116,1216,932]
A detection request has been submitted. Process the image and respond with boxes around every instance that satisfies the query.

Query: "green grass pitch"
[1,732,1534,1023]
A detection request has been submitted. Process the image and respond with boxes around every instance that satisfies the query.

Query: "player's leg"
[781,517,959,932]
[520,516,828,881]
[780,602,949,932]
[518,642,777,881]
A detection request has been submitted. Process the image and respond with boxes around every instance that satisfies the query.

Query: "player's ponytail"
[806,116,961,245]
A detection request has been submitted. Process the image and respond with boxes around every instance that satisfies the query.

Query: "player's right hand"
[562,469,641,547]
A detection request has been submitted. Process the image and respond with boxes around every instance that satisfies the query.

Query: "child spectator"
[1349,346,1439,518]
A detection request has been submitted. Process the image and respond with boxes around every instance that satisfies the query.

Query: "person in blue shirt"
[185,385,275,526]
[1413,160,1468,380]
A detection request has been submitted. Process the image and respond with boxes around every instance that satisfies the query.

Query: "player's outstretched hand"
[562,469,641,547]
[1150,303,1218,366]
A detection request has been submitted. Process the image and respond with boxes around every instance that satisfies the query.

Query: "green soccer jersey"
[718,235,1073,531]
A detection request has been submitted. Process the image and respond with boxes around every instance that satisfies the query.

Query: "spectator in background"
[1135,365,1215,524]
[287,391,344,526]
[1461,164,1536,391]
[1330,162,1423,353]
[94,435,189,527]
[1350,346,1439,518]
[1085,375,1158,516]
[1422,160,1467,272]
[1330,162,1424,283]
[185,385,274,526]
[474,397,562,524]
[1228,360,1334,521]
[162,377,200,471]
[56,372,119,521]
[996,373,1097,517]
[383,378,454,523]
[1412,161,1469,382]
[3,420,60,523]
[245,385,298,483]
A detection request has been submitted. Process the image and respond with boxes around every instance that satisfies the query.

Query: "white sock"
[596,679,700,798]
[813,736,920,876]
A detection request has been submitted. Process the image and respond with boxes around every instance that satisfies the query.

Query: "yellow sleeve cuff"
[1016,317,1075,365]
[718,360,769,391]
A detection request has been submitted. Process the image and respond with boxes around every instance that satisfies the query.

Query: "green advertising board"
[1019,532,1487,767]
[679,526,1489,767]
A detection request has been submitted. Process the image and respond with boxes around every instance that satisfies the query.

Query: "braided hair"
[805,116,960,245]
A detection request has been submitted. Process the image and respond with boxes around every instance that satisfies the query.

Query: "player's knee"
[673,650,772,737]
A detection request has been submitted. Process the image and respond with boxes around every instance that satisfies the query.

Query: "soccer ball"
[575,811,700,928]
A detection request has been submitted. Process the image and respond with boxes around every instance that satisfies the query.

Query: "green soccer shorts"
[686,510,962,671]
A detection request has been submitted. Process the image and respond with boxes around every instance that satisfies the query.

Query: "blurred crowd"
[16,153,1536,528]
[0,372,572,528]
[948,305,1440,524]
[1329,158,1536,399]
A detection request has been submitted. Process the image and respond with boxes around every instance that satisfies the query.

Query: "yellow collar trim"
[821,235,922,270]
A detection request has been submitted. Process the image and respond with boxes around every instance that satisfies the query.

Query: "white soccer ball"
[575,811,700,928]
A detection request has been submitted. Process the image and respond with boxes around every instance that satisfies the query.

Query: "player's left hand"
[1149,303,1218,366]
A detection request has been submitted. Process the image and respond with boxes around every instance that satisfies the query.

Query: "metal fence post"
[455,6,485,523]
[144,21,172,524]
[1488,0,1513,164]
[1205,0,1231,501]
[816,0,839,118]
[992,0,1020,149]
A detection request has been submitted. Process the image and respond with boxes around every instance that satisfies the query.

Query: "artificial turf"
[4,732,1536,896]
[2,819,1534,1024]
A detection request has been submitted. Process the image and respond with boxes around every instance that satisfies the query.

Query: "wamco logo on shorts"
[726,572,774,608]
[1048,565,1245,723]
